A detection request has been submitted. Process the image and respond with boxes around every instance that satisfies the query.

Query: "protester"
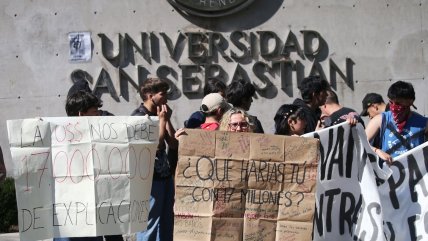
[55,91,105,241]
[360,92,389,119]
[360,93,389,148]
[365,81,428,164]
[67,76,92,99]
[274,104,306,136]
[320,90,364,128]
[174,93,230,139]
[67,77,114,116]
[65,91,102,116]
[293,75,330,133]
[131,78,178,241]
[225,79,264,133]
[219,107,253,132]
[199,93,231,130]
[184,79,227,128]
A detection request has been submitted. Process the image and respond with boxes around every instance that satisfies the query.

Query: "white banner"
[379,141,428,240]
[7,116,158,241]
[305,123,391,241]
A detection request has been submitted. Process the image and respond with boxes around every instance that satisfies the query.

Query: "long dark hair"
[274,104,305,135]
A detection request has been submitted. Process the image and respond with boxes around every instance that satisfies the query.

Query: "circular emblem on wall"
[168,0,256,17]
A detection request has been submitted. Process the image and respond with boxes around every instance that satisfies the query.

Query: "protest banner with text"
[379,140,428,240]
[174,129,319,241]
[7,116,158,241]
[305,123,391,241]
[307,122,428,240]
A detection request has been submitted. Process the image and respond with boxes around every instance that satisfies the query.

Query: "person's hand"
[374,148,393,165]
[316,120,324,130]
[174,128,187,140]
[157,105,168,122]
[165,104,173,120]
[346,116,358,126]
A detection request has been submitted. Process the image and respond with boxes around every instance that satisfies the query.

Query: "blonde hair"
[219,107,253,132]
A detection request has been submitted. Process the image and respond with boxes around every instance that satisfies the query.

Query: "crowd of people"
[56,75,428,241]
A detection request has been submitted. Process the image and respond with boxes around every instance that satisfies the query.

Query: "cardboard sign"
[174,129,319,241]
[7,116,158,241]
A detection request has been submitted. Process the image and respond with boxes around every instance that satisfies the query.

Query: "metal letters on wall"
[82,30,354,101]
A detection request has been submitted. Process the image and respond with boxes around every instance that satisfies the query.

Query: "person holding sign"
[360,92,390,149]
[67,72,114,116]
[66,84,123,241]
[65,90,103,116]
[365,81,428,164]
[131,78,178,241]
[320,90,364,128]
[55,90,105,241]
[360,92,389,120]
[219,107,253,132]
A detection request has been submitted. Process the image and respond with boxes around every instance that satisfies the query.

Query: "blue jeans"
[136,177,175,241]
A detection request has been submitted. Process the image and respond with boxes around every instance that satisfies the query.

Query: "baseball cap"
[360,93,384,116]
[200,93,230,113]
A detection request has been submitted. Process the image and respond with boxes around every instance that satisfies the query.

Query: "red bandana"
[389,101,411,133]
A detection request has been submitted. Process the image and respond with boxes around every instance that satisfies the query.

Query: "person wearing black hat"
[361,93,389,149]
[365,81,428,164]
[360,93,389,119]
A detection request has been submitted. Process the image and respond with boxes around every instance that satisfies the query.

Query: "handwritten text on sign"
[306,123,391,241]
[379,142,428,241]
[174,129,319,241]
[7,116,158,241]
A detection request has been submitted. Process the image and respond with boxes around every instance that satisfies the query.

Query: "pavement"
[0,233,52,241]
[0,233,24,241]
[0,233,17,241]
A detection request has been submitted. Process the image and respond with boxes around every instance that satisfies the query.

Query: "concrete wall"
[1,0,428,170]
